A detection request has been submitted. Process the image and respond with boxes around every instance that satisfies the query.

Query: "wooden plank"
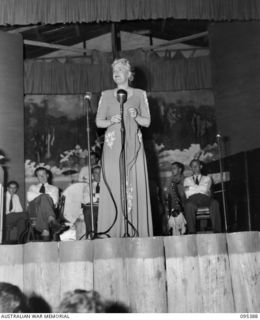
[24,39,90,54]
[227,231,260,313]
[0,32,25,206]
[59,240,93,298]
[196,233,235,312]
[164,235,203,312]
[93,238,129,306]
[0,233,258,313]
[125,237,167,313]
[111,23,121,59]
[23,242,60,310]
[0,244,24,290]
[143,31,208,50]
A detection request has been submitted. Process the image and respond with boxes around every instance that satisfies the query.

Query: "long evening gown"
[96,88,153,237]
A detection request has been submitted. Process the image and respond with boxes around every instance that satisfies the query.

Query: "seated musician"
[183,159,222,234]
[27,167,64,241]
[5,181,28,243]
[165,162,187,235]
[78,152,99,183]
[61,165,101,240]
[166,162,186,212]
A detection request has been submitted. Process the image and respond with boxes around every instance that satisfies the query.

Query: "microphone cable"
[79,147,118,240]
[92,130,120,238]
[119,146,139,238]
[119,120,140,238]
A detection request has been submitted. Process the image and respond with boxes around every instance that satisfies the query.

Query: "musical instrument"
[62,182,88,224]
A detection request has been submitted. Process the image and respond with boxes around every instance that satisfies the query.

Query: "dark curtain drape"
[0,0,260,24]
[24,51,212,94]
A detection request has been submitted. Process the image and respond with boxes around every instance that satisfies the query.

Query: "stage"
[0,231,259,313]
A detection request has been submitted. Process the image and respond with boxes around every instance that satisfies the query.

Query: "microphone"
[216,133,221,141]
[116,89,127,104]
[84,92,92,101]
[84,92,93,112]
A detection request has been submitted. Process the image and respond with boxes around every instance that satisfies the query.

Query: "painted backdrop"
[24,91,217,190]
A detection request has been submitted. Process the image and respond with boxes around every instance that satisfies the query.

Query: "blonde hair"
[58,290,105,313]
[112,58,134,82]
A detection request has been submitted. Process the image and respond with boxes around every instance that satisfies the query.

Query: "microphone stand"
[118,91,130,237]
[217,134,228,232]
[84,94,95,240]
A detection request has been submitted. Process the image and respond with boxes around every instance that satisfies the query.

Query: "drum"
[62,182,88,224]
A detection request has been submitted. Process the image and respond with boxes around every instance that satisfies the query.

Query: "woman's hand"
[111,114,121,123]
[128,108,138,119]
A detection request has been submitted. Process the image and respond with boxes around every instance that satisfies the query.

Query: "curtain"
[0,0,260,25]
[24,52,212,94]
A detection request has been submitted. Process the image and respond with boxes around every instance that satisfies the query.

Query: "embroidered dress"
[96,88,153,237]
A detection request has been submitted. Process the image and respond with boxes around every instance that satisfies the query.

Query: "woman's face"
[112,63,130,86]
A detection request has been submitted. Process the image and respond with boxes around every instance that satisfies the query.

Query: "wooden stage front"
[0,232,259,313]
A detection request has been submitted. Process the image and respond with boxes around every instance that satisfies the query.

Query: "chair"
[4,212,35,244]
[24,216,40,242]
[25,195,66,242]
[196,207,212,233]
[5,224,19,244]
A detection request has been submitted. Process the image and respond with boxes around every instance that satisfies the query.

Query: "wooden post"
[0,167,4,243]
[0,32,24,207]
[125,237,167,312]
[93,238,129,306]
[164,235,203,312]
[227,231,260,312]
[0,245,23,290]
[59,240,93,298]
[23,242,60,310]
[196,233,235,312]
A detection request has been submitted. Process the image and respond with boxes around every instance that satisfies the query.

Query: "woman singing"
[96,58,153,237]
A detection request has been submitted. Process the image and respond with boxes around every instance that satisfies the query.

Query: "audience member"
[58,289,105,313]
[27,293,52,313]
[0,282,130,314]
[105,301,130,313]
[27,167,64,241]
[183,159,222,233]
[78,151,99,183]
[0,282,30,313]
[5,181,28,244]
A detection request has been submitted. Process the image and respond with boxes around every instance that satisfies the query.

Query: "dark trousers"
[28,194,56,232]
[82,204,98,238]
[5,212,28,243]
[184,193,222,233]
